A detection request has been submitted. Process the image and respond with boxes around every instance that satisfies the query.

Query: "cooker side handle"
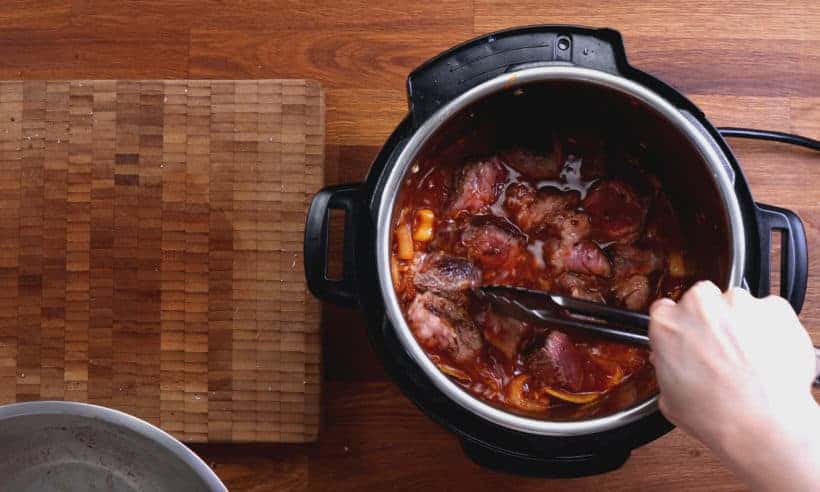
[304,183,363,307]
[459,438,630,477]
[754,203,808,313]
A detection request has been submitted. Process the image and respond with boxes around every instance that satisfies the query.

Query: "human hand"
[649,281,819,490]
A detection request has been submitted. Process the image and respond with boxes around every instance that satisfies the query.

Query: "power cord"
[718,127,820,152]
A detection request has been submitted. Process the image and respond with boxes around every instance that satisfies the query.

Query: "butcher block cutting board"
[0,80,323,443]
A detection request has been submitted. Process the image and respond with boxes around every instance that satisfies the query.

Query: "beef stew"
[390,126,705,420]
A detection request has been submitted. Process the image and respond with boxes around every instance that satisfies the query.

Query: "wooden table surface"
[1,1,818,490]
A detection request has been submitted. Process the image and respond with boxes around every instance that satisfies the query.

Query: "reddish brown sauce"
[391,136,699,419]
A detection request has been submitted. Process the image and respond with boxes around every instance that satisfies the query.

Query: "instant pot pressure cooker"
[304,26,809,476]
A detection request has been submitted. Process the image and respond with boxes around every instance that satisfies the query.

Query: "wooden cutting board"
[0,80,323,443]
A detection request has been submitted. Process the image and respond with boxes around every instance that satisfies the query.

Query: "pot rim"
[376,65,746,436]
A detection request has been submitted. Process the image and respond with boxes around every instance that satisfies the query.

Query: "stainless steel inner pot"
[376,66,746,436]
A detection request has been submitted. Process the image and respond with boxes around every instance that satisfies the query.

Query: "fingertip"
[762,294,795,314]
[680,280,722,310]
[725,286,752,307]
[692,280,721,296]
[649,297,675,315]
[725,286,748,299]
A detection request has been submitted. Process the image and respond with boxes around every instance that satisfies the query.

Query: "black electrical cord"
[718,127,820,152]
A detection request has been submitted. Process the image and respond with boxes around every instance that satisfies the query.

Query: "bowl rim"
[0,400,227,491]
[375,65,746,436]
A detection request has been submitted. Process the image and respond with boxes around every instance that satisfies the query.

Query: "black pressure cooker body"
[304,26,809,477]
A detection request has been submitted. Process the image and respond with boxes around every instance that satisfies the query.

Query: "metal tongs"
[478,285,651,346]
[479,285,820,386]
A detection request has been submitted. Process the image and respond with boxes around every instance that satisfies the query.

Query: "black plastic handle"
[304,183,363,307]
[407,26,629,128]
[754,203,808,313]
[460,438,630,477]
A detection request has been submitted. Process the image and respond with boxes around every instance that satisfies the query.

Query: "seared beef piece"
[412,252,481,298]
[582,179,646,241]
[498,146,561,180]
[550,210,592,245]
[475,308,529,360]
[607,244,663,311]
[503,182,588,241]
[407,291,482,362]
[460,216,526,274]
[608,244,664,279]
[448,157,507,216]
[525,331,585,392]
[613,274,651,311]
[552,210,592,245]
[546,240,612,277]
[503,182,548,232]
[555,272,604,303]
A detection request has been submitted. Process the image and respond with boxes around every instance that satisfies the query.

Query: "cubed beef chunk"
[555,272,604,303]
[525,331,585,392]
[503,182,548,233]
[476,308,530,360]
[613,274,651,311]
[407,291,482,362]
[498,146,561,180]
[548,210,591,246]
[551,210,592,245]
[608,244,664,279]
[503,182,586,240]
[607,244,662,311]
[448,157,507,216]
[460,217,526,277]
[546,240,611,277]
[412,252,481,298]
[582,179,645,241]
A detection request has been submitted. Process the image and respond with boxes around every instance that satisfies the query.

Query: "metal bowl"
[0,401,226,492]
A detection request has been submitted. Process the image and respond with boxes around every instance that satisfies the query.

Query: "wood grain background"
[0,79,324,443]
[0,1,818,490]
